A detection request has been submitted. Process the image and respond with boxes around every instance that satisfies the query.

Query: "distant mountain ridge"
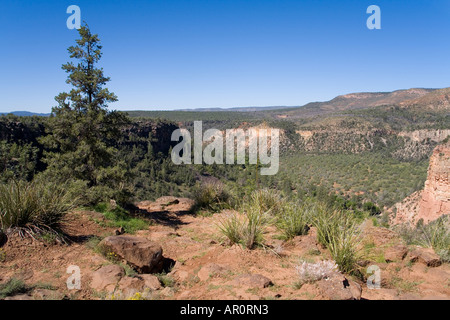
[129,87,441,116]
[3,87,447,117]
[175,105,301,112]
[274,88,438,119]
[0,111,50,117]
[399,87,450,110]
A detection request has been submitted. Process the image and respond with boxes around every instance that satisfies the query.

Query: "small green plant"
[218,208,267,250]
[34,282,57,291]
[193,181,231,213]
[0,180,77,242]
[85,236,103,252]
[127,291,150,300]
[106,251,121,263]
[420,216,450,263]
[309,202,362,274]
[397,215,450,263]
[276,201,309,240]
[0,248,6,262]
[247,188,284,216]
[120,263,138,277]
[218,213,243,245]
[307,248,321,256]
[156,273,175,288]
[93,202,150,234]
[389,276,421,293]
[242,206,266,249]
[40,232,59,244]
[0,278,31,299]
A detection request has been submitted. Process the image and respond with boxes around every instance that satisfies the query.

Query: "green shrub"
[248,188,284,216]
[218,208,267,250]
[397,216,450,263]
[276,201,309,240]
[155,273,175,288]
[309,203,362,274]
[242,205,266,249]
[0,180,76,241]
[422,217,450,262]
[363,202,381,216]
[218,213,243,245]
[93,202,150,234]
[0,278,31,299]
[193,181,231,212]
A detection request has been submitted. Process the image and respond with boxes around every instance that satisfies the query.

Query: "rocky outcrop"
[390,191,422,225]
[409,247,442,267]
[416,143,450,223]
[316,272,362,300]
[90,264,162,297]
[391,142,450,225]
[384,244,408,262]
[99,236,164,274]
[91,265,125,293]
[398,129,450,143]
[136,196,195,214]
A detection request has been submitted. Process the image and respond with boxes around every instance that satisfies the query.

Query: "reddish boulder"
[91,265,125,293]
[316,273,362,300]
[409,247,442,267]
[99,236,164,274]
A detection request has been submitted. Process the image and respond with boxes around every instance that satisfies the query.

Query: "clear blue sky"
[1,0,450,113]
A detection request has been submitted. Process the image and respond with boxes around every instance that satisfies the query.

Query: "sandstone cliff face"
[417,143,450,223]
[392,143,450,225]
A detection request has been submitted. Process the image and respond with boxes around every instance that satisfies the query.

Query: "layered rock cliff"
[391,142,450,225]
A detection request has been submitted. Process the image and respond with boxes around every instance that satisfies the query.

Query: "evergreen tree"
[41,24,130,202]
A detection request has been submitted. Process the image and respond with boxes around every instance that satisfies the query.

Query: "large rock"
[385,244,408,262]
[117,274,162,294]
[409,247,442,267]
[316,273,362,300]
[136,197,195,213]
[91,265,125,293]
[99,236,164,274]
[140,274,162,291]
[169,269,190,282]
[117,276,145,294]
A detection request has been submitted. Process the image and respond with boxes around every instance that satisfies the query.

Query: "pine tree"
[41,24,129,198]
